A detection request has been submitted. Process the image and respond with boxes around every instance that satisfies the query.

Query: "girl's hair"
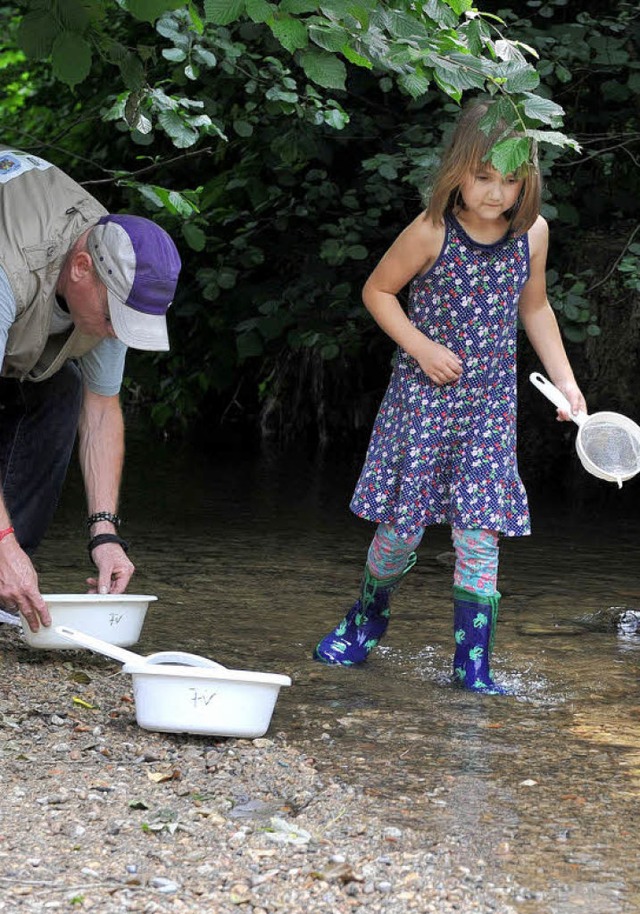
[426,98,541,236]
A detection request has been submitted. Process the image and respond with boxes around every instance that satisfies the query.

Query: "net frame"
[575,411,640,488]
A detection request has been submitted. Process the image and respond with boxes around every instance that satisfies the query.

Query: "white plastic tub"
[122,661,292,737]
[20,594,156,649]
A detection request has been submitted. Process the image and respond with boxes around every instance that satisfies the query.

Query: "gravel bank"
[0,626,520,914]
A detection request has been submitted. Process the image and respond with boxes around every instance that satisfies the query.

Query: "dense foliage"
[1,1,638,464]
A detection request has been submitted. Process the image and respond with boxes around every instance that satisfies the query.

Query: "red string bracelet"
[0,526,15,543]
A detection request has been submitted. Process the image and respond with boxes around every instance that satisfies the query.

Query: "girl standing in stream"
[313,98,586,694]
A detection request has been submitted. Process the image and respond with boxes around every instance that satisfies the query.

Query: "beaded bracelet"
[87,512,121,529]
[88,533,130,564]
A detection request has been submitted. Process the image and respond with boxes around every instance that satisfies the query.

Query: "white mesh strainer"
[529,372,640,489]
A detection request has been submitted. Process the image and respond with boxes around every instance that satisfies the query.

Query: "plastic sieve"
[529,372,640,489]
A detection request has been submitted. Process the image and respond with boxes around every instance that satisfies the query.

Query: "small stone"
[150,877,179,894]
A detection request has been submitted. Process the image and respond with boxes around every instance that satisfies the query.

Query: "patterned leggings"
[367,522,499,596]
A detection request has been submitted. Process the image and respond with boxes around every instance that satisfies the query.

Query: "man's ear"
[68,250,94,283]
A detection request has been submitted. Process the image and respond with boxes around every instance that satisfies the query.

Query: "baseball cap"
[88,214,182,351]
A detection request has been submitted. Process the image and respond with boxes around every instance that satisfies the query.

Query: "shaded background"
[2,0,639,512]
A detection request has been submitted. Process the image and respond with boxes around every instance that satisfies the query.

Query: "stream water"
[35,434,640,914]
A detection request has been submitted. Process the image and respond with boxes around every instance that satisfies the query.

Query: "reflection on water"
[36,434,640,913]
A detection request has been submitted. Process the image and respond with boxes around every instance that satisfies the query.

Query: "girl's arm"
[362,213,463,386]
[518,216,587,418]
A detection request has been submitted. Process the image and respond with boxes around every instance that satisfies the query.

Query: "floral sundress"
[350,212,532,539]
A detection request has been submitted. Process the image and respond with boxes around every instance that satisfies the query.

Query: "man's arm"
[77,387,135,594]
[0,265,50,630]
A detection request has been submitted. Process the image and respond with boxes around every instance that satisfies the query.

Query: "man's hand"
[86,542,135,594]
[0,539,50,632]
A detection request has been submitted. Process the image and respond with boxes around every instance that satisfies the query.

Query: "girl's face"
[458,164,523,221]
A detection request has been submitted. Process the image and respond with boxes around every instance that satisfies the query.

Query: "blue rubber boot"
[452,586,508,695]
[313,553,417,665]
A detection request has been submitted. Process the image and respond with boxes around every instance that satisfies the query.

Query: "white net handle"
[529,372,587,426]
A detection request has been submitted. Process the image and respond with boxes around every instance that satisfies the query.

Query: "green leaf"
[563,326,586,343]
[463,19,484,57]
[321,342,339,360]
[51,32,92,88]
[527,129,580,153]
[57,0,92,32]
[120,52,146,90]
[17,9,60,58]
[323,107,349,129]
[279,0,317,11]
[124,92,149,131]
[128,0,184,23]
[233,119,253,137]
[158,110,199,147]
[203,0,245,25]
[270,16,309,53]
[167,190,198,217]
[193,47,218,68]
[187,2,204,33]
[246,0,274,22]
[521,92,565,126]
[218,267,238,289]
[137,185,164,209]
[308,23,349,53]
[237,330,263,360]
[478,97,515,136]
[341,46,373,69]
[299,48,346,90]
[435,53,487,91]
[489,137,532,175]
[445,0,474,14]
[433,70,462,102]
[182,223,207,252]
[398,70,431,98]
[502,66,539,93]
[265,87,299,104]
[423,0,459,28]
[162,47,187,62]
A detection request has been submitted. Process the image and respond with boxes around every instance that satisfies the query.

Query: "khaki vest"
[0,148,108,382]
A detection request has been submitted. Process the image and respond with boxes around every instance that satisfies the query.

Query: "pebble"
[150,877,180,893]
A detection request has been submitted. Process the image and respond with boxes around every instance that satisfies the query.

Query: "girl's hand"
[554,379,587,421]
[414,339,463,386]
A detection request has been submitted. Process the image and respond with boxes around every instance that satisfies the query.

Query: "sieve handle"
[54,626,144,665]
[529,373,586,426]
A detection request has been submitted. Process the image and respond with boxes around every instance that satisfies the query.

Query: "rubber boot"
[452,586,507,695]
[313,553,417,665]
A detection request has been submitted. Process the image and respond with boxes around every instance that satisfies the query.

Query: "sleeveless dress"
[350,212,531,539]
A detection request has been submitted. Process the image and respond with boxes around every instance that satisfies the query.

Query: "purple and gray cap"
[88,214,181,351]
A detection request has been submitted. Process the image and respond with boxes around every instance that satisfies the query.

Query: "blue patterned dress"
[350,212,531,539]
